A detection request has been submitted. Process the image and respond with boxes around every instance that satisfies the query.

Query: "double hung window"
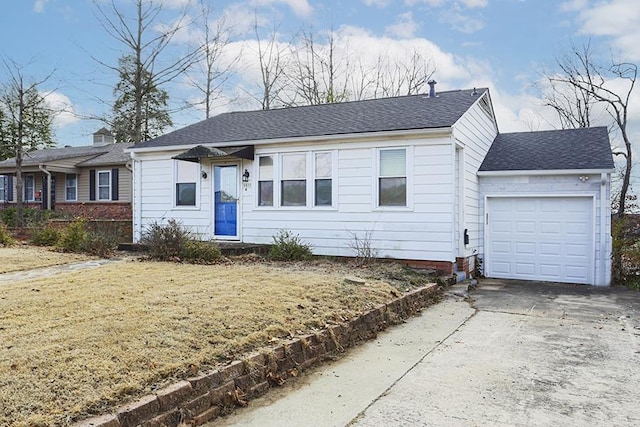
[378,148,407,207]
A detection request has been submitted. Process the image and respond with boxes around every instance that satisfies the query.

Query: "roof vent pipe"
[428,80,437,97]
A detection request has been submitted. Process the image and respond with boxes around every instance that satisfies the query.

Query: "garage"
[478,127,615,286]
[485,196,594,285]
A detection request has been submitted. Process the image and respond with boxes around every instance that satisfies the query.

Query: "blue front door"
[214,165,238,237]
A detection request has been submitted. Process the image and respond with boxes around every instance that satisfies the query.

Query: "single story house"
[128,86,614,286]
[0,128,132,220]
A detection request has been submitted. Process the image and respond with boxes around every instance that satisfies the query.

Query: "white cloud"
[461,0,488,8]
[574,0,640,61]
[439,6,485,33]
[42,91,80,129]
[33,0,50,13]
[250,0,313,18]
[385,12,420,39]
[363,0,392,7]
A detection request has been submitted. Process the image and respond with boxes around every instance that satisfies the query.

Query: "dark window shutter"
[111,168,119,201]
[89,169,96,201]
[7,176,13,201]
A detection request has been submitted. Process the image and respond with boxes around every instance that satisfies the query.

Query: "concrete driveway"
[210,280,640,427]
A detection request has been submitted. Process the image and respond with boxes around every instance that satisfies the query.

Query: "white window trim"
[173,159,200,209]
[373,146,413,211]
[0,175,5,201]
[24,174,35,202]
[255,151,337,210]
[312,150,337,209]
[65,173,78,201]
[256,154,276,208]
[97,170,112,201]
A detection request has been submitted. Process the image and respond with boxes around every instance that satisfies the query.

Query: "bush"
[0,223,15,246]
[141,219,191,261]
[181,240,222,264]
[268,229,312,261]
[31,226,62,246]
[0,207,48,228]
[57,219,88,253]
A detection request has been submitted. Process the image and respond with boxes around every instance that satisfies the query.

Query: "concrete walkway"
[0,258,127,283]
[208,280,640,427]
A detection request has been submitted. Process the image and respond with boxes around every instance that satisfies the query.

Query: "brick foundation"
[74,283,443,427]
[55,202,132,221]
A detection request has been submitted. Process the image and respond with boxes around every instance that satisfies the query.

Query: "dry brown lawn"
[0,246,92,274]
[0,253,434,427]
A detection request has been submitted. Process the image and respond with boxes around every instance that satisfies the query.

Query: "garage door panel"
[487,197,593,285]
[540,243,561,256]
[540,221,562,234]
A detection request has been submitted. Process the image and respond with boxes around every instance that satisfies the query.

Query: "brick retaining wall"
[75,283,442,427]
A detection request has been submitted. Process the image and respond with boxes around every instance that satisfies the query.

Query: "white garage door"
[486,197,593,285]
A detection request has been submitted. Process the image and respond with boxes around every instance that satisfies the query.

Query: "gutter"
[477,168,616,177]
[125,127,454,154]
[38,164,52,210]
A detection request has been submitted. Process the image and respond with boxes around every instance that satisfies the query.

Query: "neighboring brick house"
[0,129,132,220]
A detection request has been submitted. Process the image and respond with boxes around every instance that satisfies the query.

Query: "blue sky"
[1,0,639,155]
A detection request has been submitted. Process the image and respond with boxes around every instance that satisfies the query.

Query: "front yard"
[0,248,435,426]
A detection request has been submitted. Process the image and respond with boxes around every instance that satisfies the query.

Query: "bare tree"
[284,28,349,106]
[544,42,636,217]
[93,0,200,142]
[187,1,237,119]
[543,80,598,129]
[0,59,54,227]
[371,50,436,98]
[252,20,288,110]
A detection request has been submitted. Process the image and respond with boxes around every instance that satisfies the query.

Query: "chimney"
[428,80,437,97]
[93,127,115,145]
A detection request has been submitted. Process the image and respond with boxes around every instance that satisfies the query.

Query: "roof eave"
[478,168,615,176]
[127,127,454,154]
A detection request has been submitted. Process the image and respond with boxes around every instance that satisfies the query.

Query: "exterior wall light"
[201,170,208,179]
[242,169,250,182]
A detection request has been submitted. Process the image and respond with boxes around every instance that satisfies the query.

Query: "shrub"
[0,223,15,246]
[268,229,312,261]
[31,226,62,246]
[57,219,88,253]
[181,240,222,264]
[347,229,379,265]
[0,207,48,228]
[141,219,191,261]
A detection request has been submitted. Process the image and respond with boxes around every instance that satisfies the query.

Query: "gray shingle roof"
[133,88,488,149]
[0,143,130,168]
[479,127,614,172]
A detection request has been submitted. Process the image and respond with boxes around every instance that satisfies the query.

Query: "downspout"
[600,172,609,286]
[129,152,140,242]
[38,164,52,210]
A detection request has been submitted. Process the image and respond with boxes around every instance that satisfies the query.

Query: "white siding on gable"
[452,94,499,260]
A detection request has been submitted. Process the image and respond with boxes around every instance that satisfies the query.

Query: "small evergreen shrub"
[141,219,191,261]
[0,223,15,246]
[268,229,312,261]
[57,219,88,253]
[31,226,62,246]
[181,240,222,264]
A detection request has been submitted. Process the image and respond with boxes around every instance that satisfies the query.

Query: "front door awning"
[172,145,254,162]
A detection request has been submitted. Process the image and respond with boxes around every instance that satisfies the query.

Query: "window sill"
[372,206,413,212]
[172,205,201,211]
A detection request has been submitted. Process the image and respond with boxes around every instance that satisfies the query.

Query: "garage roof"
[131,88,489,149]
[479,127,615,172]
